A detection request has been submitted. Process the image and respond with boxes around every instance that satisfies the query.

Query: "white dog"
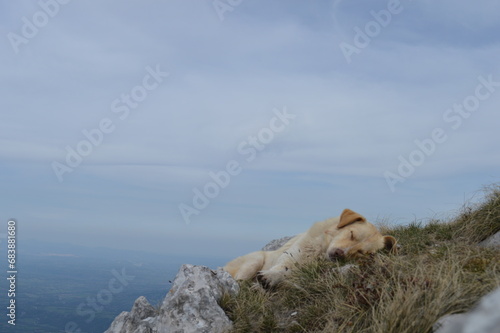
[224,209,397,287]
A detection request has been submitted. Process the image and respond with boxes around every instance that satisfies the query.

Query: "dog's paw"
[256,269,285,289]
[256,271,271,289]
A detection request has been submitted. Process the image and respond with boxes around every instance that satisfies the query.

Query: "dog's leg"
[257,244,303,288]
[224,251,266,281]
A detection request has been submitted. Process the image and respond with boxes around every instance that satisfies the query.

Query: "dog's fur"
[224,209,397,287]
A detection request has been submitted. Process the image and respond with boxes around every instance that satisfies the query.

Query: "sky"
[1,0,499,260]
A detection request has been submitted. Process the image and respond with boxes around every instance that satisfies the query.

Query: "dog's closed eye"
[350,231,355,241]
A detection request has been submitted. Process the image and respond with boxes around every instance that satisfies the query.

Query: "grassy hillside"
[221,185,500,333]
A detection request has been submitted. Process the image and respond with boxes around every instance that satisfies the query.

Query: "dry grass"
[220,185,500,333]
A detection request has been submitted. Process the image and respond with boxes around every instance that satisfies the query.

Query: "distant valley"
[0,240,229,333]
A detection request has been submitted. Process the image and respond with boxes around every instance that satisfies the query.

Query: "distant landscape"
[0,239,229,333]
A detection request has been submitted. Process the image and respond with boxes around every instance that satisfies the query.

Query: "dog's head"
[324,209,397,261]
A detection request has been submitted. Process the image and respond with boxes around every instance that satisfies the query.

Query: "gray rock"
[434,287,500,333]
[155,265,239,332]
[433,314,467,333]
[479,231,500,248]
[261,235,295,251]
[104,296,156,333]
[104,264,239,333]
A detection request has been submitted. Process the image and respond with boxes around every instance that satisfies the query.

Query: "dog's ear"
[383,236,397,253]
[337,209,366,229]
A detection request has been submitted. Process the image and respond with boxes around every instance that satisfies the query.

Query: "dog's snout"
[328,248,345,261]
